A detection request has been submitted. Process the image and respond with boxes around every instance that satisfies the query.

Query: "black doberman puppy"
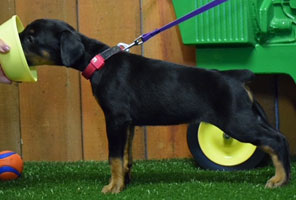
[20,19,290,194]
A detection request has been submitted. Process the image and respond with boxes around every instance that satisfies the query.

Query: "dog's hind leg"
[251,101,291,187]
[101,119,129,194]
[259,128,291,188]
[226,115,290,188]
[123,126,135,184]
[261,144,290,188]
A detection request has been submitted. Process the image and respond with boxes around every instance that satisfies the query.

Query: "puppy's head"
[20,19,85,67]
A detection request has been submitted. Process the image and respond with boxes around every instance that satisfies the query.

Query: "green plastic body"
[173,0,296,83]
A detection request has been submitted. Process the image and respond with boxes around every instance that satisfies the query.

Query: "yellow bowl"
[0,15,37,82]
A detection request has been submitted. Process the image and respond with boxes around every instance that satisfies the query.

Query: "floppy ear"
[60,31,85,66]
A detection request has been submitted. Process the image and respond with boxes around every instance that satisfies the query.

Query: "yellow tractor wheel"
[187,122,267,170]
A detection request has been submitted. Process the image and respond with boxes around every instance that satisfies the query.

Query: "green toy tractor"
[173,0,296,170]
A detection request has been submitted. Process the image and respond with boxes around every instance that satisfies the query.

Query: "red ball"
[0,151,24,180]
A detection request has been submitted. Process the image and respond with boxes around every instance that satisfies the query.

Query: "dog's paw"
[101,182,124,194]
[265,176,287,189]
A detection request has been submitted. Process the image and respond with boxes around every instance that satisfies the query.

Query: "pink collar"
[82,46,123,80]
[82,54,105,79]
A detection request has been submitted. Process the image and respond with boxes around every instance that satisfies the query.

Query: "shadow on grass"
[131,169,272,186]
[1,159,276,189]
[132,159,273,184]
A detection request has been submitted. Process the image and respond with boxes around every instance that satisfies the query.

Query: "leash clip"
[117,43,131,52]
[118,35,144,52]
[134,35,144,45]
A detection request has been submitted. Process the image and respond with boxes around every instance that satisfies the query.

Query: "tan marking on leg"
[261,146,287,188]
[101,158,124,194]
[123,126,135,184]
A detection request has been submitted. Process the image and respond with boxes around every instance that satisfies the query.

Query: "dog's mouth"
[22,49,56,67]
[22,51,35,66]
[26,54,55,66]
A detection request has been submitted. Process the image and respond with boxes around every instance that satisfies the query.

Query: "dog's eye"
[27,35,34,43]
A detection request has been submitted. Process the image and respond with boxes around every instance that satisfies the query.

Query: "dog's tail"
[220,69,255,83]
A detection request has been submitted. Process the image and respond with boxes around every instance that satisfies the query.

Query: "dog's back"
[219,69,254,82]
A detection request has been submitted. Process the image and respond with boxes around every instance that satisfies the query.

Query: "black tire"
[187,122,267,171]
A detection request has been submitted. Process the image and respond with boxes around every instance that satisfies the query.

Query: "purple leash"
[121,0,228,51]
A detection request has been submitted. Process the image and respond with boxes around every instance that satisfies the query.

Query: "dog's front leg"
[124,126,135,185]
[102,120,128,194]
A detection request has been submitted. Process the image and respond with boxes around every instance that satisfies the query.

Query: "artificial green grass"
[0,159,295,200]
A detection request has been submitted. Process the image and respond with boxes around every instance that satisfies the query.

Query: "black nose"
[27,59,33,66]
[19,32,24,41]
[19,33,26,48]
